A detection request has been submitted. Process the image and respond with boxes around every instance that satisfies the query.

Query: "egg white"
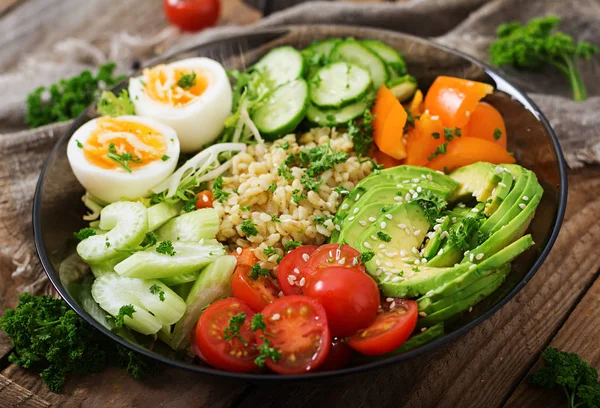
[67,115,180,203]
[129,57,232,153]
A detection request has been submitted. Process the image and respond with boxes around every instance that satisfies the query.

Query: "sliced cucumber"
[170,255,237,350]
[156,208,219,242]
[254,46,306,88]
[148,201,183,231]
[309,62,371,109]
[91,273,186,335]
[330,40,389,89]
[252,79,309,139]
[77,201,148,263]
[89,256,125,278]
[306,100,367,126]
[362,40,407,76]
[303,38,341,64]
[161,270,200,286]
[387,75,418,102]
[114,241,225,279]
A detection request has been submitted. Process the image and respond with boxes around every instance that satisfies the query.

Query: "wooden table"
[0,1,599,407]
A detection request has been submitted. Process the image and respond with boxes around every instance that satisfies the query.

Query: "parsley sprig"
[223,313,248,346]
[107,143,142,173]
[248,263,271,280]
[156,240,176,256]
[177,72,197,90]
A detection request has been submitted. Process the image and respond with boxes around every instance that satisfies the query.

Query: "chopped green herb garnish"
[213,176,230,203]
[177,72,197,90]
[431,132,440,140]
[271,215,280,223]
[493,128,502,140]
[161,155,170,162]
[74,228,96,240]
[76,140,83,148]
[97,90,135,117]
[240,205,252,211]
[278,141,290,150]
[114,305,135,329]
[149,284,165,302]
[284,240,302,252]
[277,164,294,181]
[223,312,248,346]
[105,241,111,248]
[377,231,392,242]
[313,215,333,226]
[454,128,462,137]
[268,183,277,193]
[254,336,281,367]
[301,173,323,192]
[347,107,375,157]
[414,190,448,224]
[156,241,176,256]
[427,142,448,161]
[334,186,349,195]
[183,197,198,213]
[359,251,375,264]
[249,263,271,280]
[107,143,142,173]
[443,127,454,141]
[241,219,258,237]
[412,266,420,273]
[251,313,267,332]
[263,246,278,257]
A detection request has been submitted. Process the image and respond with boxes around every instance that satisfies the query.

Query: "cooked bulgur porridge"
[213,127,375,268]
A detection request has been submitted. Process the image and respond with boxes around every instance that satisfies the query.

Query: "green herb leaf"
[284,240,302,252]
[493,128,502,140]
[223,312,248,346]
[74,228,97,240]
[377,231,392,242]
[148,284,165,302]
[241,219,258,237]
[251,313,267,332]
[254,336,281,367]
[248,263,271,280]
[359,251,375,264]
[156,241,176,256]
[213,176,231,203]
[97,90,135,117]
[177,72,197,90]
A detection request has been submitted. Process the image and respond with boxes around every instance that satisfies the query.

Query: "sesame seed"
[495,167,504,173]
[405,193,411,201]
[397,184,403,188]
[386,297,393,302]
[413,178,421,183]
[368,216,376,222]
[378,244,385,249]
[405,228,411,235]
[299,277,306,286]
[236,247,242,254]
[375,259,381,266]
[348,216,355,221]
[355,194,361,201]
[335,224,341,231]
[519,203,526,209]
[438,249,443,255]
[436,217,445,223]
[412,192,418,199]
[364,242,372,249]
[419,312,428,317]
[412,247,419,254]
[409,189,416,195]
[414,230,421,236]
[471,208,479,213]
[398,223,406,229]
[468,307,473,312]
[452,217,457,223]
[433,224,441,231]
[523,196,529,201]
[287,276,294,285]
[293,268,300,274]
[401,257,411,261]
[341,203,349,210]
[400,249,408,256]
[394,196,403,202]
[289,275,297,281]
[302,253,309,262]
[421,174,427,179]
[470,253,474,262]
[458,203,466,208]
[440,231,449,239]
[469,264,476,270]
[414,259,420,265]
[498,182,507,187]
[370,235,377,240]
[420,327,427,332]
[403,180,410,184]
[202,195,209,202]
[278,291,284,297]
[353,207,359,214]
[385,261,394,267]
[359,220,367,227]
[389,301,396,309]
[421,258,428,263]
[385,214,393,220]
[476,253,484,260]
[417,186,422,193]
[381,221,387,228]
[272,313,281,321]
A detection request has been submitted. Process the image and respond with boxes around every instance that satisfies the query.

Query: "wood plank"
[235,167,600,408]
[0,374,51,408]
[2,364,248,408]
[505,272,600,407]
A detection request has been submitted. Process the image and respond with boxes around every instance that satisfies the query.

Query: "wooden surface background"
[0,0,599,407]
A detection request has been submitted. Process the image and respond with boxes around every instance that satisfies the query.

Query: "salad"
[66,37,540,375]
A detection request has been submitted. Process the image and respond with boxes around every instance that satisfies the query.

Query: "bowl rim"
[32,24,568,381]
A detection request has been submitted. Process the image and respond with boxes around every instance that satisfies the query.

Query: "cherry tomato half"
[195,298,258,373]
[195,190,214,209]
[231,247,258,267]
[163,0,220,32]
[231,264,279,312]
[318,337,353,372]
[347,298,418,356]
[306,244,365,273]
[257,296,331,374]
[277,245,318,296]
[304,266,379,337]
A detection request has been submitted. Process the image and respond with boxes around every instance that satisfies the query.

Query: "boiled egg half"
[129,57,232,153]
[67,115,180,203]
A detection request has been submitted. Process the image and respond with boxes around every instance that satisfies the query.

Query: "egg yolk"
[142,64,209,106]
[83,117,167,171]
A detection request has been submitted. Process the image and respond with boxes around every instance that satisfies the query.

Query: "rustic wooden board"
[0,374,50,408]
[505,269,600,407]
[233,167,600,408]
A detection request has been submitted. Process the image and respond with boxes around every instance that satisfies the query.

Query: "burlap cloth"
[0,0,598,297]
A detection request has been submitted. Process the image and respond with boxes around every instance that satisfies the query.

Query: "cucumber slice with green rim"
[306,100,368,126]
[303,38,341,65]
[114,240,225,279]
[156,208,219,242]
[309,62,371,109]
[77,201,148,263]
[362,40,407,76]
[330,40,389,89]
[89,256,125,279]
[91,273,186,335]
[148,201,183,231]
[170,255,237,350]
[252,79,309,139]
[254,46,306,88]
[386,75,418,102]
[161,270,200,286]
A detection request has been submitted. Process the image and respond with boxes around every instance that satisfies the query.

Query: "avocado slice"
[448,162,501,203]
[418,264,510,316]
[422,216,450,259]
[388,322,444,355]
[416,266,508,327]
[380,263,472,298]
[488,170,539,234]
[484,169,515,216]
[465,184,542,264]
[335,202,392,247]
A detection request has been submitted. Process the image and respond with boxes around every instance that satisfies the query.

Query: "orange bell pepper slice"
[373,148,403,169]
[464,102,507,149]
[424,76,493,129]
[404,112,446,167]
[407,89,424,116]
[426,137,516,172]
[372,85,408,160]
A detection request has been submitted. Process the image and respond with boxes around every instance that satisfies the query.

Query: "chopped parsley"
[161,155,170,162]
[427,142,448,161]
[142,231,158,247]
[241,219,258,237]
[313,215,333,226]
[97,90,135,117]
[105,241,111,248]
[156,241,176,256]
[149,284,165,302]
[414,190,448,224]
[284,240,302,252]
[76,140,83,148]
[493,128,502,140]
[443,127,454,141]
[450,216,484,251]
[359,251,375,264]
[248,263,270,280]
[277,164,294,181]
[277,141,290,150]
[301,173,323,192]
[240,205,252,212]
[268,183,277,193]
[377,231,392,242]
[212,176,230,203]
[183,196,198,213]
[347,108,375,156]
[223,312,247,346]
[412,266,420,273]
[177,72,197,90]
[405,107,419,127]
[251,313,267,332]
[114,305,135,329]
[454,127,462,137]
[74,228,96,240]
[431,132,440,140]
[255,337,281,367]
[291,189,307,203]
[271,215,280,223]
[107,143,142,173]
[263,246,278,257]
[334,186,350,195]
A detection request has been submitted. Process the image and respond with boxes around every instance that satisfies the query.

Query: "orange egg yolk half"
[143,64,209,106]
[83,117,167,171]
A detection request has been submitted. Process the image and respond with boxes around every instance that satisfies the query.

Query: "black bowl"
[33,25,567,381]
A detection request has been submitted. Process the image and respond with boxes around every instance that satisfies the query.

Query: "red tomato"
[231,264,279,312]
[306,244,365,273]
[347,298,418,356]
[231,247,258,267]
[195,298,258,372]
[195,190,214,209]
[304,266,379,337]
[163,0,220,32]
[257,296,331,374]
[318,338,353,372]
[277,245,318,296]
